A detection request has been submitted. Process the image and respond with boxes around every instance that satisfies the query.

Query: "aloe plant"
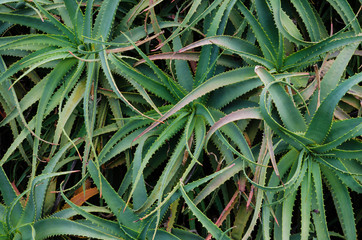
[0,141,121,240]
[258,66,361,239]
[0,0,260,238]
[0,0,199,238]
[0,0,361,239]
[188,1,362,239]
[177,0,362,73]
[206,67,361,239]
[93,1,260,237]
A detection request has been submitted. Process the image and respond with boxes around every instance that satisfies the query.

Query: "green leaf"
[205,107,261,149]
[255,0,279,51]
[0,167,23,227]
[145,229,182,240]
[269,0,308,45]
[236,1,277,63]
[207,78,261,109]
[53,71,85,148]
[192,158,244,206]
[208,108,255,163]
[311,162,330,240]
[128,113,188,211]
[300,169,312,240]
[137,51,242,69]
[316,157,362,193]
[132,137,149,210]
[255,66,307,132]
[0,46,56,85]
[35,141,75,219]
[83,0,93,38]
[282,32,362,71]
[98,118,153,165]
[137,163,241,232]
[173,36,194,92]
[281,184,297,240]
[109,54,176,103]
[60,183,126,238]
[327,0,362,33]
[263,149,300,239]
[31,58,77,185]
[87,159,141,231]
[155,0,225,49]
[171,228,203,240]
[179,35,274,69]
[93,0,121,40]
[321,166,357,240]
[311,118,362,153]
[51,206,111,219]
[194,0,235,84]
[63,0,84,40]
[179,183,231,240]
[120,33,187,100]
[136,67,259,141]
[305,71,362,143]
[0,34,73,51]
[32,0,77,43]
[99,49,163,121]
[290,0,328,41]
[34,218,121,240]
[0,13,62,35]
[260,93,311,151]
[0,74,40,124]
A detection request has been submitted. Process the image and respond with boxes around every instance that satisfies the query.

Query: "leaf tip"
[254,65,265,73]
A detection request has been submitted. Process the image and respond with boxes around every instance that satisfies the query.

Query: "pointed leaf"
[179,183,231,240]
[255,66,307,131]
[305,71,362,143]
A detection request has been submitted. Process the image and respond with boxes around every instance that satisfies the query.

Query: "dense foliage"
[0,0,361,239]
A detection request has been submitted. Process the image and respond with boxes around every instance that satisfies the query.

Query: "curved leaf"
[311,162,330,239]
[321,166,357,240]
[205,107,261,146]
[0,13,62,35]
[34,218,121,240]
[255,66,307,132]
[179,183,231,240]
[179,36,274,69]
[305,71,362,143]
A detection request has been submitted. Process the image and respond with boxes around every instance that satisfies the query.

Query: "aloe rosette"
[191,1,362,238]
[256,66,361,240]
